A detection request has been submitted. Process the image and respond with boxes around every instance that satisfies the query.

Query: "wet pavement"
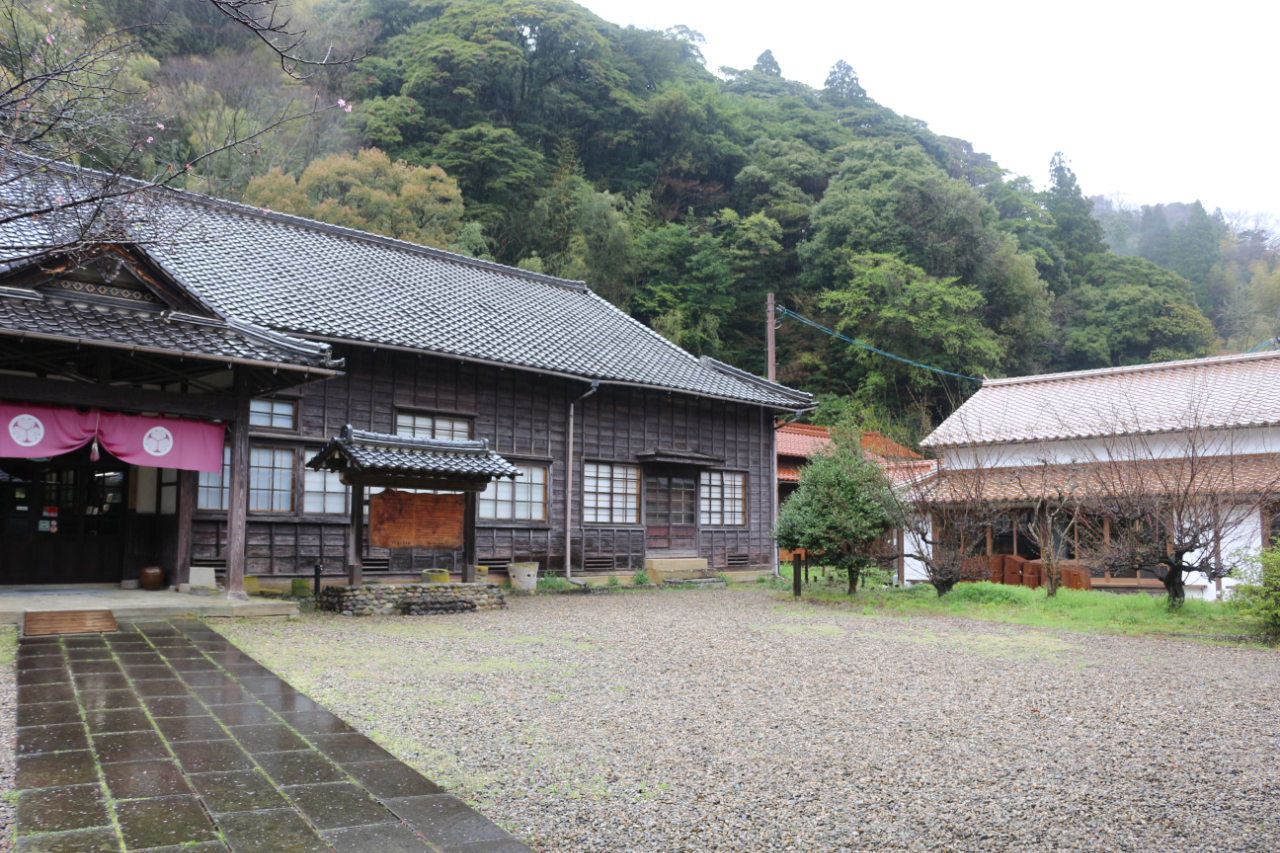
[13,619,533,852]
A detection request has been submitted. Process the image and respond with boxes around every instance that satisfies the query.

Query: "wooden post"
[349,483,364,587]
[462,491,477,582]
[174,470,197,587]
[223,375,251,600]
[897,528,905,586]
[792,552,801,598]
[766,293,776,383]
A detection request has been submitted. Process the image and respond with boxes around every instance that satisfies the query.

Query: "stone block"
[189,566,217,590]
[644,558,709,581]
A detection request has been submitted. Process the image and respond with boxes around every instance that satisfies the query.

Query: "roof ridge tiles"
[983,350,1280,387]
[9,153,591,293]
[181,196,592,293]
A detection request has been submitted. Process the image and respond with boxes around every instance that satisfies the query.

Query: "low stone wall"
[318,583,506,617]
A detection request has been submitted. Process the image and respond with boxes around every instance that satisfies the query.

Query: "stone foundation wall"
[318,583,506,617]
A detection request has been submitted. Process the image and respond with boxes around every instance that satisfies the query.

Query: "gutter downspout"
[565,380,600,584]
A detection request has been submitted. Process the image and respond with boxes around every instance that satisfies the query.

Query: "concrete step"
[662,578,727,589]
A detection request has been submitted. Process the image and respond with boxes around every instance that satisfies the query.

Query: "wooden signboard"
[369,490,465,550]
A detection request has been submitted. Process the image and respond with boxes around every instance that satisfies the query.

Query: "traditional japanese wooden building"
[0,168,810,590]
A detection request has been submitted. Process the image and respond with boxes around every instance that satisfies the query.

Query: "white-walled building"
[914,352,1280,598]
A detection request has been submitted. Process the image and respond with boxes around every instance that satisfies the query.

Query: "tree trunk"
[1044,560,1059,598]
[847,566,860,596]
[934,578,957,597]
[1163,567,1186,608]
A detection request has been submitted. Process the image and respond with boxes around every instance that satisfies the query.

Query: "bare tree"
[0,0,359,264]
[1077,433,1280,606]
[1012,383,1280,607]
[893,458,1002,596]
[1010,455,1090,597]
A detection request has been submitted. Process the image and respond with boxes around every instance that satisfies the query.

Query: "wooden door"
[0,452,127,584]
[645,472,698,556]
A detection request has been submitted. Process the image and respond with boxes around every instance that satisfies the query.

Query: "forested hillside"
[65,0,1280,433]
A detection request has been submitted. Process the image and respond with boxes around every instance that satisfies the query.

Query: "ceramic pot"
[139,566,164,591]
[422,569,450,584]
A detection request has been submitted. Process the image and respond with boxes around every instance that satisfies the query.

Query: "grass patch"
[0,627,16,670]
[781,581,1265,639]
[537,575,575,591]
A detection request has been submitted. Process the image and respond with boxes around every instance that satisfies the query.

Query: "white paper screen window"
[700,471,745,526]
[480,464,546,520]
[583,463,639,524]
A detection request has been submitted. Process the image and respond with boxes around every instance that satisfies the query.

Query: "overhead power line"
[1246,337,1280,353]
[775,305,983,383]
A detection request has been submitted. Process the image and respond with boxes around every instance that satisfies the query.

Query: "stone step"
[662,578,727,589]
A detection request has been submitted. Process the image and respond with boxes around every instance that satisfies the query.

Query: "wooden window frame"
[248,398,298,432]
[699,470,747,527]
[393,409,473,441]
[303,460,348,515]
[247,445,296,513]
[197,446,231,511]
[582,461,641,526]
[479,463,549,526]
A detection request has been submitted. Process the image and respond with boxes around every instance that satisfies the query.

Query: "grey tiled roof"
[141,202,810,408]
[0,285,340,371]
[0,158,811,407]
[309,427,519,480]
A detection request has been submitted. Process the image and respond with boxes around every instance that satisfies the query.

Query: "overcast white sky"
[581,0,1277,220]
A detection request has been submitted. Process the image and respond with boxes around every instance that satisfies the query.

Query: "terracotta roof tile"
[777,424,921,460]
[928,454,1280,503]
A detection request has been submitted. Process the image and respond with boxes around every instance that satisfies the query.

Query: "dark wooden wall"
[192,344,776,578]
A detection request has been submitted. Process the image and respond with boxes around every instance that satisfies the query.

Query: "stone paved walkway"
[13,619,532,853]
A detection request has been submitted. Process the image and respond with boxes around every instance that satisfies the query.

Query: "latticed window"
[249,399,296,429]
[197,447,231,510]
[700,472,745,526]
[583,463,639,524]
[480,464,547,520]
[395,413,470,441]
[249,447,294,512]
[304,467,347,514]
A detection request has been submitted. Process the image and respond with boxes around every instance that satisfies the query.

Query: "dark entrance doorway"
[0,446,128,584]
[644,471,698,556]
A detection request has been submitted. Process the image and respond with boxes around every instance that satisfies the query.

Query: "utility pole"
[768,293,779,579]
[766,293,776,382]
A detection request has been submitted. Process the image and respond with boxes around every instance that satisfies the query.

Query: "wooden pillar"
[462,491,477,582]
[349,483,364,587]
[174,470,197,587]
[224,374,251,599]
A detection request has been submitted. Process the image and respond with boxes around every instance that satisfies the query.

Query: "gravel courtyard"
[216,589,1280,853]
